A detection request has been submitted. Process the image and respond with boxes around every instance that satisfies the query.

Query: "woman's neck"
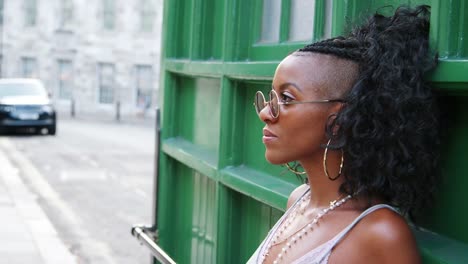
[300,150,345,208]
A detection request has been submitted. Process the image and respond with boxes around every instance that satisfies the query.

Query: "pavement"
[57,109,157,129]
[0,138,78,264]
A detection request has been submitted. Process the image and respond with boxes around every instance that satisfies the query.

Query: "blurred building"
[0,0,163,119]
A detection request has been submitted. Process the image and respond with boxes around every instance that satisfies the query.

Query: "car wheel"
[48,124,56,135]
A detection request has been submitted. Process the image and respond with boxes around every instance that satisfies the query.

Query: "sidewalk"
[57,109,157,129]
[0,139,77,264]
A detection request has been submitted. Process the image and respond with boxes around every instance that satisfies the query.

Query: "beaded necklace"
[260,192,353,264]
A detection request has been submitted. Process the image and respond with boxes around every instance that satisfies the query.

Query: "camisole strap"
[328,204,400,250]
[293,204,400,264]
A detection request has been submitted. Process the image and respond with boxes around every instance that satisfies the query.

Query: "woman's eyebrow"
[278,82,303,92]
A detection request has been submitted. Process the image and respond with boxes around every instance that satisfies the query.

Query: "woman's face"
[260,54,345,164]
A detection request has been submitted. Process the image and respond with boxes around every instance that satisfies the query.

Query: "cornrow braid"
[298,36,365,62]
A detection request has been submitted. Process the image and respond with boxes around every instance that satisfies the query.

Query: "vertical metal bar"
[201,175,207,262]
[314,0,326,41]
[71,97,76,117]
[152,107,161,232]
[188,0,196,59]
[151,107,161,264]
[456,0,466,57]
[115,101,121,121]
[280,0,291,42]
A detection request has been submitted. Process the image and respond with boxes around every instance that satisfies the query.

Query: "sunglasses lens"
[269,90,279,117]
[254,92,266,115]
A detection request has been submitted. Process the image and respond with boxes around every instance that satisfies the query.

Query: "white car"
[0,78,56,135]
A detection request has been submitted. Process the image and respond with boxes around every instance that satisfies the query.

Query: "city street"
[0,117,156,264]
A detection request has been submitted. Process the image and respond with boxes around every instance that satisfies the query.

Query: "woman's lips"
[263,128,277,143]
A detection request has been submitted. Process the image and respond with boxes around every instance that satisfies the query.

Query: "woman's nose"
[258,103,276,123]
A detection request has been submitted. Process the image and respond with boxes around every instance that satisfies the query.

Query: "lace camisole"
[246,189,399,264]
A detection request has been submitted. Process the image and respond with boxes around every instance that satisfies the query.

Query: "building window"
[57,60,73,100]
[24,0,38,27]
[21,57,38,77]
[135,65,153,109]
[59,0,74,28]
[98,63,115,104]
[289,0,315,41]
[102,0,115,30]
[260,0,281,43]
[140,0,155,32]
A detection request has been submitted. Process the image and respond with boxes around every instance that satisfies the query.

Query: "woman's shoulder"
[358,206,414,244]
[286,184,309,209]
[332,205,421,263]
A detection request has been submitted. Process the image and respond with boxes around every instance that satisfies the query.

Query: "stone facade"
[0,0,163,119]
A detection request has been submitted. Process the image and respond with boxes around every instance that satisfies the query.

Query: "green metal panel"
[226,190,283,263]
[192,0,225,60]
[331,0,430,36]
[417,96,468,241]
[214,184,283,264]
[161,75,221,179]
[190,172,217,263]
[170,0,193,58]
[157,159,194,263]
[431,0,468,58]
[156,0,468,263]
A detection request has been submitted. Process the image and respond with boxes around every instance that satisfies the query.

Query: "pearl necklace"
[260,192,353,264]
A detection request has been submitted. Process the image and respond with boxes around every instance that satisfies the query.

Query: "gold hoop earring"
[323,139,344,181]
[285,162,307,175]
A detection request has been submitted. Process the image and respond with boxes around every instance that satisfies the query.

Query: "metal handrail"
[131,225,176,264]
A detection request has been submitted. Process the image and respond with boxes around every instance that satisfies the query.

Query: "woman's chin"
[265,153,288,165]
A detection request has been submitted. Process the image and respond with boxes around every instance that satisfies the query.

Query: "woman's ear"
[332,122,340,136]
[326,113,340,136]
[327,103,345,135]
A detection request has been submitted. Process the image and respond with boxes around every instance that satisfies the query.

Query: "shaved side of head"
[292,51,359,99]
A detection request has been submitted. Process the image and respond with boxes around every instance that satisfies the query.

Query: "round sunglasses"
[254,90,345,118]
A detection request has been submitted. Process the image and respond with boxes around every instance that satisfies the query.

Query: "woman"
[248,5,438,264]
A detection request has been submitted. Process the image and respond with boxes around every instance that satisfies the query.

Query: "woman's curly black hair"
[298,5,439,214]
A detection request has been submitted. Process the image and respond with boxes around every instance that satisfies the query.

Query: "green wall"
[156,0,468,263]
